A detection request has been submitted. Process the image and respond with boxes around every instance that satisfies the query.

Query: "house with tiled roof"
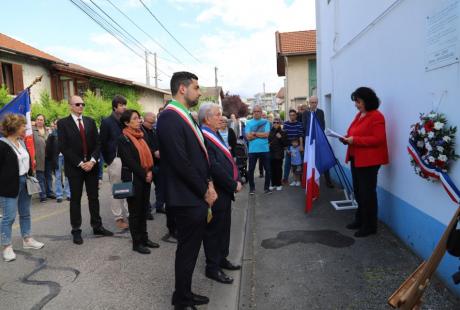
[275,30,316,112]
[0,33,170,112]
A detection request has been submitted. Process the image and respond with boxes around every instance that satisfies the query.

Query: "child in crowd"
[289,139,302,186]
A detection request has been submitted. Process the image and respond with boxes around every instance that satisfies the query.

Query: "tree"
[222,95,248,118]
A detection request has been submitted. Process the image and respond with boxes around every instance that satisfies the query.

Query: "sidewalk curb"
[206,190,249,310]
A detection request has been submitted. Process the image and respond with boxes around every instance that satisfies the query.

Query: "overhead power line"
[103,0,183,64]
[68,0,172,79]
[138,0,201,63]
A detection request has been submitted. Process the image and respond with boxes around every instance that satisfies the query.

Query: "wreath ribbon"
[408,139,460,204]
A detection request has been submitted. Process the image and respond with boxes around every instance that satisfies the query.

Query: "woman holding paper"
[341,87,389,238]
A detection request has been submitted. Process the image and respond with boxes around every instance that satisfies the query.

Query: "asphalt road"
[238,176,460,310]
[0,176,247,310]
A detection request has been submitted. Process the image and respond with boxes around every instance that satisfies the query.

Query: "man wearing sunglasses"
[57,95,113,245]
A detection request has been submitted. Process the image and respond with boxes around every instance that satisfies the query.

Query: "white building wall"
[0,54,51,103]
[317,0,460,294]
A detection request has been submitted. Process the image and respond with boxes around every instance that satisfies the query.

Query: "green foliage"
[279,110,285,121]
[0,84,13,109]
[31,92,69,125]
[90,78,139,102]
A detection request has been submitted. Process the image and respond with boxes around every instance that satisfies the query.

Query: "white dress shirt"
[70,113,96,165]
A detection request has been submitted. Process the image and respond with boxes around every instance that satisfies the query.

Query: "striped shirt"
[283,121,303,141]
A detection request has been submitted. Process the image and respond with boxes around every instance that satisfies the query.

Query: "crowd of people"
[0,66,388,308]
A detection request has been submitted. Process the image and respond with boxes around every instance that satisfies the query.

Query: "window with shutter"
[12,63,24,95]
[1,62,14,94]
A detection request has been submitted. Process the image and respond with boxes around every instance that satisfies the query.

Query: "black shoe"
[190,292,210,305]
[156,206,166,214]
[47,194,56,199]
[220,259,241,271]
[354,229,377,238]
[146,213,154,221]
[72,230,83,245]
[56,198,63,203]
[144,239,160,248]
[259,174,264,178]
[346,222,361,230]
[40,198,47,203]
[133,244,151,254]
[66,197,71,201]
[249,189,255,195]
[264,189,273,194]
[93,227,114,236]
[174,305,197,310]
[206,270,234,284]
[326,182,334,188]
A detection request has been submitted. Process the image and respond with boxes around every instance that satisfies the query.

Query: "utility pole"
[263,82,266,94]
[145,50,150,86]
[154,52,158,88]
[214,66,218,88]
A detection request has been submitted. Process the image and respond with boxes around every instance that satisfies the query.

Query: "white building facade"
[316,0,460,295]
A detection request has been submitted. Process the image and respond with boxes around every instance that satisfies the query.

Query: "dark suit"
[57,115,102,231]
[157,108,210,306]
[117,135,152,246]
[100,113,122,166]
[302,108,325,137]
[203,130,238,273]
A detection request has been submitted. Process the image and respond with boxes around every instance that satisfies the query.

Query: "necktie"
[77,118,88,160]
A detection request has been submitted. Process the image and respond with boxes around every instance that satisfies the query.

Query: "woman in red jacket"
[341,87,389,238]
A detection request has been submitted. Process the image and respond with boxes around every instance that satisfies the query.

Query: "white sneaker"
[276,186,283,191]
[23,238,45,249]
[3,246,16,262]
[295,181,301,186]
[269,186,275,191]
[289,181,297,186]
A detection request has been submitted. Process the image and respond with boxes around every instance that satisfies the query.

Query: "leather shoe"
[146,213,154,220]
[206,270,233,284]
[93,227,114,236]
[220,259,241,270]
[72,230,83,245]
[144,239,160,248]
[354,229,377,238]
[346,222,361,230]
[133,244,151,254]
[174,306,196,310]
[191,292,209,305]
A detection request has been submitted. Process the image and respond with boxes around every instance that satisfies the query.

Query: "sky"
[0,0,316,98]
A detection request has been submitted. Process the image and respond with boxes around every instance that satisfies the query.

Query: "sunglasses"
[74,103,85,107]
[273,121,280,124]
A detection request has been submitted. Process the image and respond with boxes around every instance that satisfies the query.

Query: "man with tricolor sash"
[198,102,243,285]
[157,72,218,310]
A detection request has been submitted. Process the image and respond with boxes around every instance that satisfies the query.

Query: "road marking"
[13,207,68,230]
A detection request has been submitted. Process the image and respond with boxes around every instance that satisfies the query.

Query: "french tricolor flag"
[0,89,36,168]
[302,112,336,212]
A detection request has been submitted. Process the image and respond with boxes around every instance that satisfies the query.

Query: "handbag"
[26,176,42,195]
[112,181,134,199]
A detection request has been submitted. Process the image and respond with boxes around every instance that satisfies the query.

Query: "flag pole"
[26,75,43,90]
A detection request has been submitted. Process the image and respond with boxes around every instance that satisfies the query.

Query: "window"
[1,63,14,94]
[62,80,71,100]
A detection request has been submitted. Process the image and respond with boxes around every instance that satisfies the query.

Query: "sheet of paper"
[325,128,345,139]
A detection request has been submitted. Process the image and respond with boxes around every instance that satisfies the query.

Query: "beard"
[185,95,199,108]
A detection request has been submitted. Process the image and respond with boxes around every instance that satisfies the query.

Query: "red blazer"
[345,110,389,167]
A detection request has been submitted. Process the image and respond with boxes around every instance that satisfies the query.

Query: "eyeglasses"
[74,103,85,107]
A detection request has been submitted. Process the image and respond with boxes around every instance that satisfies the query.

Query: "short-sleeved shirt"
[246,119,270,153]
[289,145,302,165]
[283,121,304,142]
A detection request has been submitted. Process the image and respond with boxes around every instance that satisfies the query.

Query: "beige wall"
[137,88,166,113]
[0,53,51,103]
[285,54,316,111]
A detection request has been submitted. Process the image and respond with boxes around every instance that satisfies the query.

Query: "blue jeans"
[1,175,31,245]
[248,152,271,191]
[55,155,70,199]
[283,151,291,180]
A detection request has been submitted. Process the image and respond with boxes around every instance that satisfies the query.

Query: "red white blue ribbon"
[408,140,460,204]
[202,126,238,181]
